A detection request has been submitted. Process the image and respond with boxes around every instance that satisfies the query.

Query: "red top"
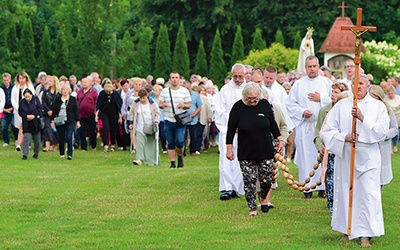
[77,88,98,118]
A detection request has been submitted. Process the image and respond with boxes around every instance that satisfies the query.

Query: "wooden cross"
[338,1,348,18]
[341,8,377,57]
[340,8,376,237]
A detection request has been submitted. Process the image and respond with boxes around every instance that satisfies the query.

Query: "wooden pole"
[341,8,376,236]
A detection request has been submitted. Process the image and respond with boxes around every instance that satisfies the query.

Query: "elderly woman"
[129,89,160,166]
[96,78,122,152]
[52,82,81,160]
[370,85,397,190]
[226,83,284,216]
[11,71,36,151]
[384,85,400,153]
[18,89,43,160]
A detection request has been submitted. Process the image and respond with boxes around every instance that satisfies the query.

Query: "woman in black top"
[226,83,285,216]
[18,88,43,160]
[52,82,81,160]
[42,75,60,151]
[96,78,122,152]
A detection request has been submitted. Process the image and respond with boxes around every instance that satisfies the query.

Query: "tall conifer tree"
[53,30,70,76]
[172,21,190,79]
[252,28,266,51]
[293,31,302,50]
[6,23,18,53]
[117,30,136,78]
[19,18,35,76]
[231,24,244,65]
[154,23,171,79]
[193,39,208,77]
[135,24,153,77]
[274,28,285,46]
[38,25,53,74]
[209,29,226,86]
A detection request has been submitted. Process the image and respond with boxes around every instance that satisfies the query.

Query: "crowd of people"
[1,55,399,247]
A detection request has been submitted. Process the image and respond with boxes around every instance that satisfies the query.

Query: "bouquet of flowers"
[286,70,306,85]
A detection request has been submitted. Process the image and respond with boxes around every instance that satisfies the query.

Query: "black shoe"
[67,156,72,160]
[170,163,176,168]
[304,192,313,200]
[33,154,38,159]
[261,204,270,213]
[177,156,184,168]
[230,192,240,199]
[22,155,27,160]
[220,193,231,200]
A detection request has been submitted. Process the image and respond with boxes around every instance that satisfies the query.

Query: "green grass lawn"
[0,141,399,249]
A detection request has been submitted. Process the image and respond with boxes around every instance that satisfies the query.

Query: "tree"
[134,24,154,77]
[252,28,266,51]
[154,23,171,79]
[172,21,190,79]
[242,43,299,73]
[6,23,18,53]
[19,18,36,76]
[193,39,208,76]
[69,31,88,78]
[231,24,245,65]
[53,30,70,76]
[116,30,137,78]
[293,31,302,50]
[37,25,53,74]
[209,29,226,86]
[274,28,285,46]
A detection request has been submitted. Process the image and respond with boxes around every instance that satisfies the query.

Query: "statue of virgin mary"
[297,27,315,73]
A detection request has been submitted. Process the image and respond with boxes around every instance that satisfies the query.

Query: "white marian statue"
[297,27,315,73]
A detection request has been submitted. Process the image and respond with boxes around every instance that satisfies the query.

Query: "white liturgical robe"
[286,75,332,192]
[215,80,246,194]
[321,94,389,240]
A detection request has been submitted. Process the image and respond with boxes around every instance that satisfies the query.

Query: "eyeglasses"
[244,95,259,102]
[344,65,355,69]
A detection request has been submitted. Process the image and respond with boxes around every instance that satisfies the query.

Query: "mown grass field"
[0,141,399,249]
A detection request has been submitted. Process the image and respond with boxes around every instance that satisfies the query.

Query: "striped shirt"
[159,87,191,122]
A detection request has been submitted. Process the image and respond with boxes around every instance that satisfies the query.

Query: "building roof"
[319,17,366,53]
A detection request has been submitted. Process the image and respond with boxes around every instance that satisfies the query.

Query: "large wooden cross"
[341,8,376,237]
[338,1,348,18]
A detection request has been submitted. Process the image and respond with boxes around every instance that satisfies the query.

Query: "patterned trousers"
[326,153,335,217]
[239,159,273,211]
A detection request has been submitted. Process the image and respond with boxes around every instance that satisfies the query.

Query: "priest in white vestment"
[264,66,295,131]
[286,56,332,198]
[321,75,389,245]
[215,63,246,200]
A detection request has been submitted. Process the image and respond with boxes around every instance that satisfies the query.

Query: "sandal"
[104,145,109,153]
[110,145,115,152]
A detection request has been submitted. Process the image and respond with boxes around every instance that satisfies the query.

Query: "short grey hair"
[242,82,262,100]
[231,63,246,74]
[305,55,319,65]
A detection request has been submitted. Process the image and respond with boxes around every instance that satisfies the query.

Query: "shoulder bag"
[140,103,155,135]
[169,88,192,126]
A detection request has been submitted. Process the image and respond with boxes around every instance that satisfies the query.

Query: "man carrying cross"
[320,74,388,246]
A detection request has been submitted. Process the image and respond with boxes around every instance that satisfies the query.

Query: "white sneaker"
[162,150,167,154]
[195,151,200,155]
[16,145,21,151]
[3,143,9,147]
[286,158,291,163]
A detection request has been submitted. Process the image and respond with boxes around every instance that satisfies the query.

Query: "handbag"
[54,116,66,126]
[169,88,192,126]
[34,97,45,130]
[140,103,155,135]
